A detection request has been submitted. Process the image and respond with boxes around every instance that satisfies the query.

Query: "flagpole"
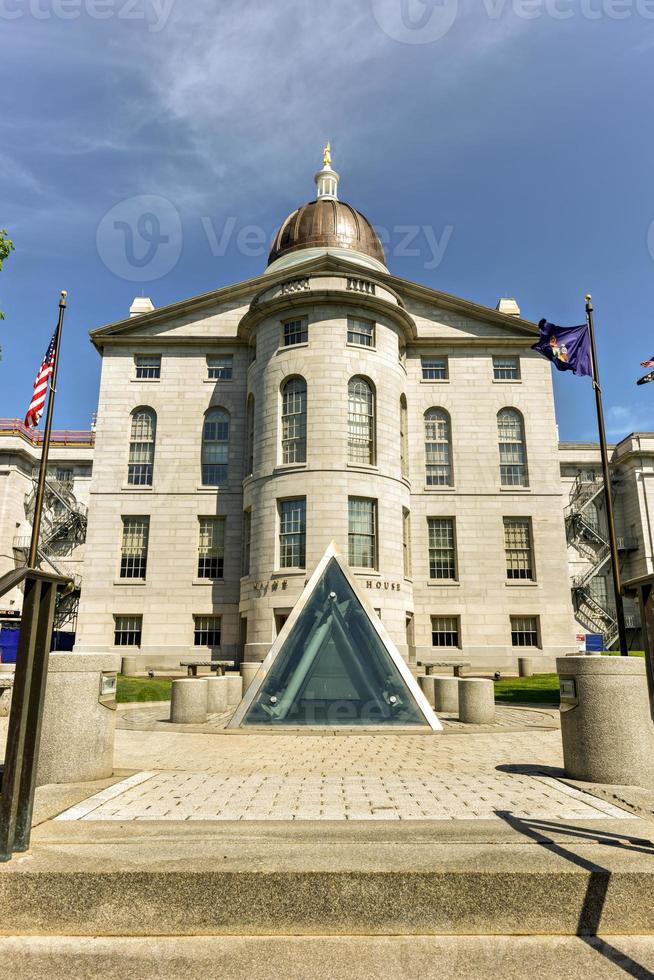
[585,294,628,657]
[27,291,67,570]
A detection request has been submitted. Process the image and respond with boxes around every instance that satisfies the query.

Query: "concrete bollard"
[206,676,229,714]
[557,656,654,787]
[225,673,243,707]
[459,678,495,725]
[170,678,208,724]
[37,653,121,786]
[433,676,459,713]
[418,674,437,708]
[241,661,262,698]
[518,657,534,678]
[121,656,139,677]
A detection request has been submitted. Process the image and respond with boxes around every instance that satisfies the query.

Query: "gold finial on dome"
[323,141,332,168]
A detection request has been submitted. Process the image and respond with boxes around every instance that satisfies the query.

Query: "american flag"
[24,331,57,428]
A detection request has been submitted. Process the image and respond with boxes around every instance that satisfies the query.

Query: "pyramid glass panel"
[240,558,430,726]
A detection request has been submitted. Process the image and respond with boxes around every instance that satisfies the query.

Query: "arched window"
[348,376,375,465]
[424,408,452,487]
[281,377,307,464]
[246,394,255,475]
[128,407,156,486]
[400,395,409,479]
[498,408,528,487]
[202,407,230,486]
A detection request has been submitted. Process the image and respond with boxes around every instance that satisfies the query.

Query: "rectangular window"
[493,356,520,381]
[403,508,412,578]
[283,318,308,347]
[421,356,448,381]
[114,615,142,647]
[135,355,161,380]
[511,615,540,648]
[194,615,222,647]
[347,317,375,347]
[120,516,149,579]
[279,498,306,569]
[55,467,73,484]
[428,518,456,580]
[431,615,460,648]
[198,517,225,579]
[242,509,251,577]
[207,355,233,381]
[348,497,377,569]
[504,518,534,581]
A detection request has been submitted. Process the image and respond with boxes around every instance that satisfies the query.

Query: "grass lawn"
[116,674,172,704]
[494,673,560,706]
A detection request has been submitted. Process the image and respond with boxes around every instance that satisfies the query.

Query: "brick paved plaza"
[40,705,633,823]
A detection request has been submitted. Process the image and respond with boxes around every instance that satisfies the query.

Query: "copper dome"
[268,198,386,267]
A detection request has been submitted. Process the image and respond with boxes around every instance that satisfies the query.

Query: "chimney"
[129,297,155,318]
[496,297,521,317]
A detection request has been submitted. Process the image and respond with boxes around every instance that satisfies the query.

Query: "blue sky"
[1,0,653,440]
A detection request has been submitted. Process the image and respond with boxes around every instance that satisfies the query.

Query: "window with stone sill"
[120,516,149,580]
[279,498,306,569]
[348,497,377,569]
[207,354,233,381]
[282,318,308,347]
[431,615,460,648]
[428,518,456,581]
[114,615,142,647]
[127,407,156,487]
[202,407,230,486]
[194,615,222,647]
[347,317,375,348]
[198,517,225,579]
[134,355,161,380]
[347,376,376,465]
[510,615,540,648]
[425,408,453,487]
[422,356,448,381]
[493,356,520,381]
[504,518,534,581]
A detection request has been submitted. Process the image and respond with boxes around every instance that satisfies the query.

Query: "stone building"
[0,419,93,635]
[66,153,579,672]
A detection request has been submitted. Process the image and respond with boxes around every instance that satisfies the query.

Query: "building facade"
[68,157,578,671]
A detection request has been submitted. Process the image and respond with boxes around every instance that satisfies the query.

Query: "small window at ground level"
[493,356,520,381]
[510,615,540,647]
[347,317,375,347]
[283,319,308,347]
[207,355,233,380]
[431,616,460,648]
[194,615,222,647]
[135,355,161,380]
[114,615,142,647]
[422,356,448,381]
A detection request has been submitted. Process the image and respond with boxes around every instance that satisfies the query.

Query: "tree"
[0,229,15,321]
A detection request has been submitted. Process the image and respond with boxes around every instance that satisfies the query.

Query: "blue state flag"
[533,320,592,378]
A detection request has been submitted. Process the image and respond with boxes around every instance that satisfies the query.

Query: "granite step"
[1,819,654,937]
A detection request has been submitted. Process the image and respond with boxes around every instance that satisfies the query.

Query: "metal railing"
[0,419,94,447]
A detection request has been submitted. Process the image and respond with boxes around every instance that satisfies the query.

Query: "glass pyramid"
[231,553,440,729]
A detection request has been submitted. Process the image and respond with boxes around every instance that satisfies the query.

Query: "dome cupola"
[267,145,387,273]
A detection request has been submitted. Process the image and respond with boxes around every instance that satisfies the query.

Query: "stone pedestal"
[518,657,534,678]
[433,676,459,713]
[121,656,139,677]
[241,662,262,698]
[459,678,495,725]
[37,653,121,786]
[418,674,436,708]
[206,676,229,714]
[225,674,243,707]
[557,656,654,787]
[170,678,208,724]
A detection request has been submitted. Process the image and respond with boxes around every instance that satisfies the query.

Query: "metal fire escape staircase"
[565,471,638,648]
[14,475,88,630]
